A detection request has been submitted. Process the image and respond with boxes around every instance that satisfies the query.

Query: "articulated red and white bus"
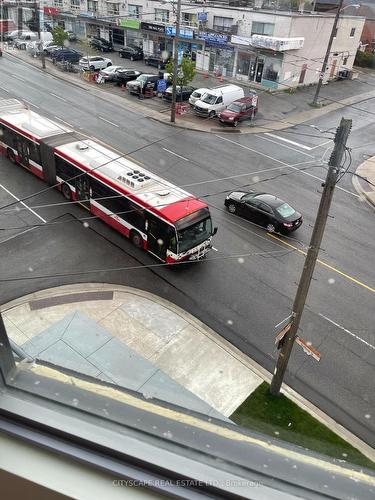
[0,99,216,263]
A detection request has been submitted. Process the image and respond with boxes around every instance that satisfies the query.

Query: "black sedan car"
[118,46,143,61]
[113,69,143,86]
[90,36,113,52]
[224,191,302,233]
[164,85,196,102]
[144,54,170,69]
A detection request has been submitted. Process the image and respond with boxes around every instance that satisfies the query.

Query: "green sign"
[119,19,140,29]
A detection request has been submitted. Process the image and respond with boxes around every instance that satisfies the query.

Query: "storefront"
[118,19,142,48]
[140,21,166,56]
[164,26,201,61]
[196,32,235,78]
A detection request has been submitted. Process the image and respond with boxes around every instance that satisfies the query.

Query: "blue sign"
[198,32,228,44]
[198,12,208,23]
[165,26,194,39]
[157,79,167,93]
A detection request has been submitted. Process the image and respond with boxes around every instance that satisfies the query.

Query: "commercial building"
[3,1,365,89]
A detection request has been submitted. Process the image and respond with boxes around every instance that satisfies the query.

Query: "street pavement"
[0,48,374,450]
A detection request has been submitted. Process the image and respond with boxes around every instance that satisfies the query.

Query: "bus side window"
[168,227,177,253]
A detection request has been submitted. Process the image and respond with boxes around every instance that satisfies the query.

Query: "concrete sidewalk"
[1,283,374,462]
[5,46,375,135]
[353,156,375,208]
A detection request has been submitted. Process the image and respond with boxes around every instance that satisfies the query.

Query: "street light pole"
[270,117,352,396]
[170,0,181,123]
[312,0,344,106]
[35,1,46,69]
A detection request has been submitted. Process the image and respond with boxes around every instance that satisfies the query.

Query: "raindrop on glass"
[28,267,33,272]
[238,257,245,264]
[83,221,89,228]
[163,430,173,439]
[364,414,371,419]
[227,319,233,325]
[328,278,335,284]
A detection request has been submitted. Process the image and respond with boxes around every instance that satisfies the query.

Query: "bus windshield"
[177,217,212,253]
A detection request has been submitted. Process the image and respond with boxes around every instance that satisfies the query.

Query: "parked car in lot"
[188,87,209,107]
[52,48,82,63]
[65,30,78,42]
[113,69,143,86]
[224,191,303,233]
[4,30,31,43]
[89,36,113,52]
[194,85,244,118]
[126,74,159,95]
[98,65,125,82]
[79,56,112,71]
[164,85,196,102]
[144,54,170,69]
[13,32,38,50]
[218,94,258,127]
[118,46,143,61]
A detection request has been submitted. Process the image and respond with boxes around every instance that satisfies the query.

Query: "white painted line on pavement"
[11,74,26,83]
[311,139,332,150]
[23,98,39,109]
[212,247,218,252]
[319,313,375,351]
[275,314,293,329]
[264,132,313,150]
[54,116,74,128]
[256,134,315,158]
[162,148,189,161]
[0,183,46,223]
[98,116,119,128]
[215,135,359,198]
[0,227,38,244]
[50,92,67,102]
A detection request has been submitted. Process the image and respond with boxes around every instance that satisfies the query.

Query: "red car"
[218,94,258,127]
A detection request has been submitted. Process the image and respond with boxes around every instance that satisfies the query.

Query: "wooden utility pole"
[170,0,181,123]
[270,117,352,396]
[35,2,46,69]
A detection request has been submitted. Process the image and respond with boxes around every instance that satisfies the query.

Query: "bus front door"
[75,174,91,209]
[147,217,167,261]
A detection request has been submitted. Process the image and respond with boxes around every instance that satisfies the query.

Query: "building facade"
[3,1,365,89]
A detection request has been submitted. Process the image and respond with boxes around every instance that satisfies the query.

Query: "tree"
[165,56,196,86]
[52,26,68,47]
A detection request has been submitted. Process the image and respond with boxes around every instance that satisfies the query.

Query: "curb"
[2,282,375,462]
[352,160,375,209]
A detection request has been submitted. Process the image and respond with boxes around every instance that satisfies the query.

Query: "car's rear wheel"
[266,223,276,233]
[227,203,237,214]
[89,65,95,71]
[107,62,112,67]
[209,111,215,118]
[130,55,134,61]
[233,119,239,127]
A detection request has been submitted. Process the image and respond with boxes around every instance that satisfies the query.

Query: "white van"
[14,31,52,50]
[194,85,244,118]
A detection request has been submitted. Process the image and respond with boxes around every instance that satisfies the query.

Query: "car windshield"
[201,93,217,104]
[240,193,256,202]
[192,91,201,98]
[177,218,212,253]
[276,202,295,218]
[137,75,147,82]
[227,104,242,112]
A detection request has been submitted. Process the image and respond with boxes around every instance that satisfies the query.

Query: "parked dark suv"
[126,74,159,95]
[118,46,143,61]
[90,37,113,52]
[144,54,170,69]
[52,48,82,64]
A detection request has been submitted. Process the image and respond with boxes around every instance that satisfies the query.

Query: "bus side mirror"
[212,227,218,236]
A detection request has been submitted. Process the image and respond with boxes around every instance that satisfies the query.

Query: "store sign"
[165,26,193,39]
[198,12,208,23]
[141,22,165,33]
[198,31,228,47]
[119,19,141,29]
[44,7,58,16]
[251,35,304,51]
[231,35,252,46]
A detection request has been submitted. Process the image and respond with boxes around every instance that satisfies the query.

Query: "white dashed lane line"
[162,148,189,161]
[98,116,119,128]
[0,183,46,223]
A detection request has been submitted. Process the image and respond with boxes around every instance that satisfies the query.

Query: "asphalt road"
[0,54,374,449]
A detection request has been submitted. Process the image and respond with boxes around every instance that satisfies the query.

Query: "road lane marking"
[54,116,74,128]
[50,92,67,102]
[0,183,46,223]
[275,314,293,329]
[212,247,218,252]
[311,139,332,150]
[216,135,359,198]
[23,98,39,109]
[264,132,313,150]
[0,86,9,92]
[162,148,189,161]
[318,313,375,351]
[256,134,315,158]
[0,227,38,244]
[267,233,375,294]
[11,74,26,82]
[98,116,119,127]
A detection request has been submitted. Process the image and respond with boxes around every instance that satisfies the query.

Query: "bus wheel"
[7,148,16,164]
[130,230,143,249]
[61,183,71,200]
